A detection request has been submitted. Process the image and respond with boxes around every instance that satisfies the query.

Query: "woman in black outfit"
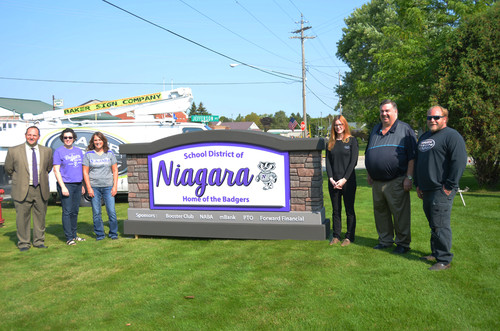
[326,115,358,246]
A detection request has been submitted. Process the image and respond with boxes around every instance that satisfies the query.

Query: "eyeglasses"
[63,136,74,140]
[427,115,444,121]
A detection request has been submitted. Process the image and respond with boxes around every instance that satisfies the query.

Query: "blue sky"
[1,0,368,119]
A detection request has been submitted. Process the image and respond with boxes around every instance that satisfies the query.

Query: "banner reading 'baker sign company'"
[148,142,290,211]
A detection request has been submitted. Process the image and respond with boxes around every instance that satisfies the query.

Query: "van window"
[182,127,203,133]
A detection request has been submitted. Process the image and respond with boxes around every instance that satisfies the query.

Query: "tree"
[188,102,210,116]
[196,102,210,115]
[336,0,493,129]
[433,3,500,186]
[337,0,396,127]
[260,117,273,132]
[188,102,197,117]
[244,112,263,130]
[270,110,290,129]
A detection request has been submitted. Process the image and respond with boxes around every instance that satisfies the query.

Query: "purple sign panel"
[148,142,290,211]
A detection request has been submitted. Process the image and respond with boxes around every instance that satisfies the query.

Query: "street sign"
[191,115,220,122]
[300,121,305,131]
[54,99,64,108]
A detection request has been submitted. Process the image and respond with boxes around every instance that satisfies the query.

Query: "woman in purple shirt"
[53,128,85,246]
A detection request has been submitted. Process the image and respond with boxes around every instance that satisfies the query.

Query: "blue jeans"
[422,188,457,264]
[91,186,118,239]
[57,182,82,241]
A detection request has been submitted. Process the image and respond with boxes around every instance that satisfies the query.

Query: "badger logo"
[255,161,277,190]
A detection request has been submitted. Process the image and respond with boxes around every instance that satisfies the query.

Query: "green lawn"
[0,169,498,329]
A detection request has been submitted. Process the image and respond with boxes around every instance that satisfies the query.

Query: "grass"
[0,168,498,329]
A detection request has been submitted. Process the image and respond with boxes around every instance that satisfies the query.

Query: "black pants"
[423,188,456,264]
[328,178,357,241]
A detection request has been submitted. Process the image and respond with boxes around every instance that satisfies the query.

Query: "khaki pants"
[14,186,48,248]
[372,177,411,247]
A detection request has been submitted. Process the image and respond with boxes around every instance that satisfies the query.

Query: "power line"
[178,0,296,64]
[308,66,340,79]
[101,0,300,82]
[287,0,302,16]
[234,0,300,56]
[306,69,332,90]
[0,76,298,86]
[306,84,335,111]
[309,64,349,68]
[271,0,295,22]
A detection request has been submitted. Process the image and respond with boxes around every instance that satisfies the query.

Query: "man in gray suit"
[5,126,53,251]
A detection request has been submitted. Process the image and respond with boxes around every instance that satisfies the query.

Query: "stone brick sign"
[120,130,329,240]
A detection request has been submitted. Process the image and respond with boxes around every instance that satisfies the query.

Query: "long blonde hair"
[328,115,352,151]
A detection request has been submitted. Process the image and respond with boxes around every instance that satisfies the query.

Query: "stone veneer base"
[124,219,330,241]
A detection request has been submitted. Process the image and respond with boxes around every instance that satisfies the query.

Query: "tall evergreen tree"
[434,3,499,186]
[188,102,197,117]
[197,102,209,115]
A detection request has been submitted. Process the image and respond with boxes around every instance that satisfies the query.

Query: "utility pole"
[291,14,315,138]
[338,71,343,115]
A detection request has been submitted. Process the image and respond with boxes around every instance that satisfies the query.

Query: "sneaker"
[329,238,341,245]
[420,255,437,262]
[392,245,411,254]
[429,262,451,271]
[341,238,351,247]
[74,236,86,242]
[66,239,76,246]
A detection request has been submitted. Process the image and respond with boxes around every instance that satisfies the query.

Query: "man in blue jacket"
[415,106,467,271]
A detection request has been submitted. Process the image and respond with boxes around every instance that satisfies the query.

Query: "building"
[0,97,54,119]
[212,121,261,131]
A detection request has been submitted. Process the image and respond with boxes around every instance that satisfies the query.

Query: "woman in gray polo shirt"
[83,132,118,240]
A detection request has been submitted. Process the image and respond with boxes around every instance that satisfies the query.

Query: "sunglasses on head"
[427,115,444,121]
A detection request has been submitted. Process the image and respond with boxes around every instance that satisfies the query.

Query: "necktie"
[32,148,38,187]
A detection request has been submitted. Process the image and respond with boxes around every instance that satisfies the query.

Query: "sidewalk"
[322,155,365,171]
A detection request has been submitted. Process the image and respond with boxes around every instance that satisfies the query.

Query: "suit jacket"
[4,143,53,201]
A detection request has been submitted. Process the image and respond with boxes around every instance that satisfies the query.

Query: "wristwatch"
[406,175,413,181]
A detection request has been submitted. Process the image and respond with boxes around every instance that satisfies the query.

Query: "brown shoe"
[420,255,437,262]
[329,238,341,245]
[341,238,351,247]
[429,262,451,271]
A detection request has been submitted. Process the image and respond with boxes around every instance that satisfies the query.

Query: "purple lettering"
[155,161,254,196]
[195,168,208,196]
[236,168,254,185]
[174,164,182,186]
[180,168,194,186]
[156,160,173,187]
